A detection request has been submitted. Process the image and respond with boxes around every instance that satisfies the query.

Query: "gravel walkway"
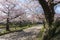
[0,25,43,40]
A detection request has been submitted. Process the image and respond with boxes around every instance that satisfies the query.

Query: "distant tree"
[38,0,60,40]
[0,0,16,31]
[0,0,24,31]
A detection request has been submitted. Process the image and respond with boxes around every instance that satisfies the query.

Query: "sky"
[54,4,60,14]
[17,0,44,14]
[18,0,60,14]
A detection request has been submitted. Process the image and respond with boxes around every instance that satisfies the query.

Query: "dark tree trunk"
[38,0,55,40]
[6,17,10,31]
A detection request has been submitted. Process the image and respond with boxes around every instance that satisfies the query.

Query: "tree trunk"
[6,18,10,31]
[38,0,55,40]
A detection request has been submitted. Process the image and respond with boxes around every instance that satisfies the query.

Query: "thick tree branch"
[54,1,60,6]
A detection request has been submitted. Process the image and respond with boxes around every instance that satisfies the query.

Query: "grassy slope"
[0,24,37,36]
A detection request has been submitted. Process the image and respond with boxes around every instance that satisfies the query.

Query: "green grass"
[0,24,35,36]
[37,27,44,40]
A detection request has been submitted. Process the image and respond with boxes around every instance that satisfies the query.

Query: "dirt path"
[0,25,43,40]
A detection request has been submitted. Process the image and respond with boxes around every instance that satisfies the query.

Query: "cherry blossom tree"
[38,0,60,40]
[0,0,25,31]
